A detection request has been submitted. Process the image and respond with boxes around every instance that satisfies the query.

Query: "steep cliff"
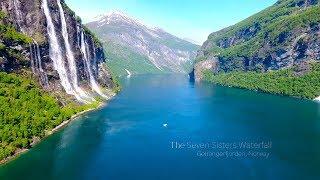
[0,0,119,162]
[194,0,320,79]
[193,0,320,100]
[0,0,117,102]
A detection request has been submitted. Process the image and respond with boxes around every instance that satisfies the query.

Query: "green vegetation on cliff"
[0,11,32,66]
[196,0,320,100]
[0,72,99,161]
[203,62,320,99]
[206,0,320,58]
[0,12,31,45]
[197,0,320,73]
[210,5,320,59]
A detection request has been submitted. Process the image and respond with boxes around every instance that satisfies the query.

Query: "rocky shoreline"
[0,101,109,165]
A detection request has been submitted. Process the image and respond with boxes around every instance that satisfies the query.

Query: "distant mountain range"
[86,11,200,76]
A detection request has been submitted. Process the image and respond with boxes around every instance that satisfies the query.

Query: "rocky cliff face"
[191,58,219,82]
[193,0,320,81]
[86,11,200,76]
[0,0,116,101]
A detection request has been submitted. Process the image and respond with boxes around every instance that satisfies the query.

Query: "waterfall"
[30,45,36,74]
[34,41,49,87]
[42,0,84,101]
[76,24,81,47]
[30,41,49,87]
[12,0,24,32]
[80,31,109,99]
[56,0,93,101]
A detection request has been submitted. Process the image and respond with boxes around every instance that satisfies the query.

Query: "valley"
[0,0,320,179]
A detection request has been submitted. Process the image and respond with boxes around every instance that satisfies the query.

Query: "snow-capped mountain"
[86,11,200,76]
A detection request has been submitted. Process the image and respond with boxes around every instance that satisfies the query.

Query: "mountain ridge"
[195,0,320,72]
[86,11,200,76]
[193,0,320,100]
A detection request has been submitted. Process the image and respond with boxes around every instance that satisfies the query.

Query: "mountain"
[192,0,320,100]
[1,0,119,99]
[86,11,200,76]
[183,38,201,45]
[0,0,118,162]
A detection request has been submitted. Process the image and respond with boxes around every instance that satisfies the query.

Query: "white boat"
[125,69,132,78]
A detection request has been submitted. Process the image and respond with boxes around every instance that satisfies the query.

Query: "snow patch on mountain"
[87,11,200,73]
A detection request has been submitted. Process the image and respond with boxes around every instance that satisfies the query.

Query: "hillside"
[0,72,100,160]
[86,11,200,76]
[196,0,319,72]
[193,0,320,100]
[204,61,320,99]
[0,0,118,162]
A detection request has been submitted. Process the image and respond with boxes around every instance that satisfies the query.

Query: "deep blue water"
[1,75,320,180]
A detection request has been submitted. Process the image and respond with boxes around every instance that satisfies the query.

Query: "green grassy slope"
[103,40,164,77]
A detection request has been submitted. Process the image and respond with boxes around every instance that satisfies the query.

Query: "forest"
[0,72,99,160]
[203,62,320,100]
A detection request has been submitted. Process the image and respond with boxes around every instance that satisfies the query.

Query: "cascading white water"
[56,0,93,101]
[34,41,49,87]
[12,0,24,32]
[13,1,48,87]
[30,44,36,74]
[76,24,81,47]
[80,31,109,99]
[30,41,49,87]
[42,0,83,101]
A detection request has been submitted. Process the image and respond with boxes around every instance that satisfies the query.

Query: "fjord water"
[1,75,320,180]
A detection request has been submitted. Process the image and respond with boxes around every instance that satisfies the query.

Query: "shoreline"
[0,101,108,165]
[204,81,320,102]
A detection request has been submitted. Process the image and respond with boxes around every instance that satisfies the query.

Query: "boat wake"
[125,69,132,78]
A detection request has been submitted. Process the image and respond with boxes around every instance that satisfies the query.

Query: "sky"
[65,0,277,45]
